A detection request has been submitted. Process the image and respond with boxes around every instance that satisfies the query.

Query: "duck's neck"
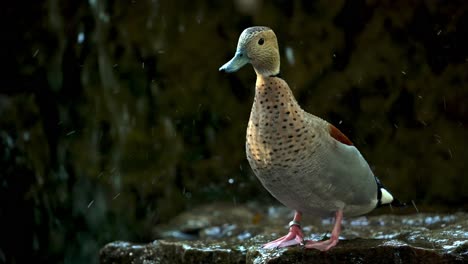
[254,74,300,109]
[252,52,280,77]
[250,74,303,127]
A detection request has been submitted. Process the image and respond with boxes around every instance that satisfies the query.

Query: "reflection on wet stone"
[100,204,468,264]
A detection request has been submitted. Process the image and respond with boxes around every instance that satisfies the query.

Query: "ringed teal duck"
[219,26,402,251]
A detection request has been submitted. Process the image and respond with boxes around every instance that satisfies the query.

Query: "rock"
[100,204,468,264]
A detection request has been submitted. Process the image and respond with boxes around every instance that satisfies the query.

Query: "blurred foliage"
[1,0,467,263]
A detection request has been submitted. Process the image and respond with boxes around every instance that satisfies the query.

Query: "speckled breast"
[244,76,377,217]
[244,77,331,215]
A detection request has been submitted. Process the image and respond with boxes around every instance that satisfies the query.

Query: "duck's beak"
[219,51,249,73]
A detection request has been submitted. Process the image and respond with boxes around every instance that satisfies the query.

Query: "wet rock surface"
[100,204,468,263]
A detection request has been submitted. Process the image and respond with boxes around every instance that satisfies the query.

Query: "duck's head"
[219,26,280,77]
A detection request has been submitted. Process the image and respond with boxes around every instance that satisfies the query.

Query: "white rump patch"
[380,188,394,205]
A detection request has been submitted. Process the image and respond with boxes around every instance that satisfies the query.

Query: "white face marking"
[380,188,394,204]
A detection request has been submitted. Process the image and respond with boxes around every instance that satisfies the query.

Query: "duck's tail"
[375,176,407,208]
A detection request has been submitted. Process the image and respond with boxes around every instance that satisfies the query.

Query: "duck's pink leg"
[263,211,304,249]
[305,209,343,251]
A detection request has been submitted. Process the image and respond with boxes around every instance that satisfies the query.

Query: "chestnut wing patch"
[329,124,353,146]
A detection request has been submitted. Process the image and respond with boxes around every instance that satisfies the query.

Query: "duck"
[219,26,403,251]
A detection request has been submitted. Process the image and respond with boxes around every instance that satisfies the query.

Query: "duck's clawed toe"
[263,224,304,249]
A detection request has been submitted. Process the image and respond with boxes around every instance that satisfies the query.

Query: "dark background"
[1,0,467,263]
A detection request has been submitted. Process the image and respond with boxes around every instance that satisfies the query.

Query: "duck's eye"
[258,38,264,45]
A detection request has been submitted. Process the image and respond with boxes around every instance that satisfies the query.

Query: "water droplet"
[77,32,85,44]
[23,132,30,141]
[285,46,295,65]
